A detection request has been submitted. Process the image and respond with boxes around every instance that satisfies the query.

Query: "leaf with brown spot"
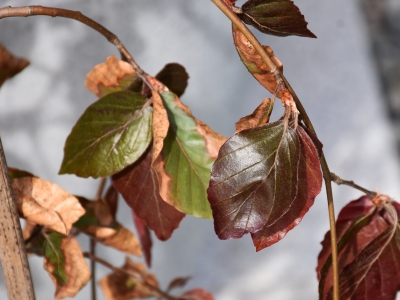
[155,63,189,97]
[133,213,153,267]
[208,121,322,246]
[237,0,317,38]
[235,98,274,133]
[12,177,85,235]
[85,55,140,97]
[0,44,30,87]
[113,147,185,241]
[99,257,159,300]
[232,23,284,95]
[317,196,400,300]
[74,198,141,256]
[42,232,90,299]
[179,289,215,300]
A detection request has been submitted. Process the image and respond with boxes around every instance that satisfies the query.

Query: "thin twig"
[330,172,376,198]
[210,1,339,299]
[90,239,97,300]
[0,6,154,89]
[83,252,178,300]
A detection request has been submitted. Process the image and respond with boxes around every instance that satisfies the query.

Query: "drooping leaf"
[153,92,226,219]
[74,198,141,256]
[43,232,90,299]
[8,167,35,180]
[0,44,30,87]
[235,98,274,133]
[155,63,189,97]
[237,0,316,38]
[167,276,191,293]
[59,91,153,178]
[179,289,215,300]
[232,24,284,95]
[113,147,185,241]
[132,213,153,268]
[317,196,400,300]
[99,257,159,300]
[85,55,141,97]
[208,120,322,244]
[12,177,85,235]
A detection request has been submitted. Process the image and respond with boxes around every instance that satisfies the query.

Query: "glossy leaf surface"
[317,196,400,300]
[239,0,316,38]
[60,91,152,178]
[208,120,322,244]
[113,146,185,240]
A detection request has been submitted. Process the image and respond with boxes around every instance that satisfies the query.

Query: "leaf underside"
[208,120,322,246]
[239,0,317,38]
[60,91,152,178]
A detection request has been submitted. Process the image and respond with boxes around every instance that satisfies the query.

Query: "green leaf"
[43,232,68,285]
[59,91,153,178]
[160,92,215,219]
[238,0,317,38]
[156,63,189,97]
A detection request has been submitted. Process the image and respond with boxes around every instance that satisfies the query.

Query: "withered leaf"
[8,167,35,180]
[153,92,225,219]
[85,55,140,97]
[167,276,191,292]
[0,44,30,87]
[133,213,153,267]
[235,98,274,133]
[238,0,317,38]
[74,198,141,256]
[43,232,90,299]
[208,120,322,247]
[155,63,189,97]
[232,24,284,95]
[99,257,159,300]
[317,196,400,300]
[60,91,152,178]
[105,184,119,220]
[179,289,215,300]
[12,177,85,235]
[152,90,170,164]
[113,147,185,241]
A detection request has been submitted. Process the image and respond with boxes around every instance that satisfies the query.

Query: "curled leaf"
[113,147,185,241]
[99,257,159,300]
[317,196,400,300]
[60,91,153,178]
[0,44,30,87]
[12,177,85,235]
[235,98,274,133]
[85,55,140,97]
[208,120,322,247]
[43,232,90,299]
[237,0,317,38]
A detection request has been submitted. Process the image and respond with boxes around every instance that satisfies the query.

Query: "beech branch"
[210,1,339,299]
[83,252,178,300]
[0,5,155,90]
[330,172,376,198]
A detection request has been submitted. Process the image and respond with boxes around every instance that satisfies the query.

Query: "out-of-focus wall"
[1,1,399,299]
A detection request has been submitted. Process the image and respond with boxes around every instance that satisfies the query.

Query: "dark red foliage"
[132,212,152,267]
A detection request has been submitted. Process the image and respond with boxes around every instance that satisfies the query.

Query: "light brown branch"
[210,1,339,299]
[0,138,36,300]
[330,172,376,198]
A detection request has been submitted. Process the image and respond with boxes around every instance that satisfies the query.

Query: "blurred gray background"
[1,0,400,299]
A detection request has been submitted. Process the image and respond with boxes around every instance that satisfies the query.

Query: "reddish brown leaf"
[155,63,189,97]
[99,257,159,300]
[233,24,284,96]
[167,276,191,293]
[8,167,35,180]
[179,289,214,300]
[132,212,153,268]
[0,44,30,87]
[235,98,274,133]
[85,55,138,97]
[317,196,400,300]
[104,185,119,220]
[12,177,85,235]
[113,147,185,241]
[208,121,322,246]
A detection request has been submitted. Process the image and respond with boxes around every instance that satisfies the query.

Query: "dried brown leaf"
[235,98,274,133]
[44,236,90,299]
[12,177,85,235]
[104,185,119,220]
[133,213,153,267]
[179,289,215,300]
[152,90,170,164]
[85,55,137,97]
[0,44,30,87]
[99,257,159,300]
